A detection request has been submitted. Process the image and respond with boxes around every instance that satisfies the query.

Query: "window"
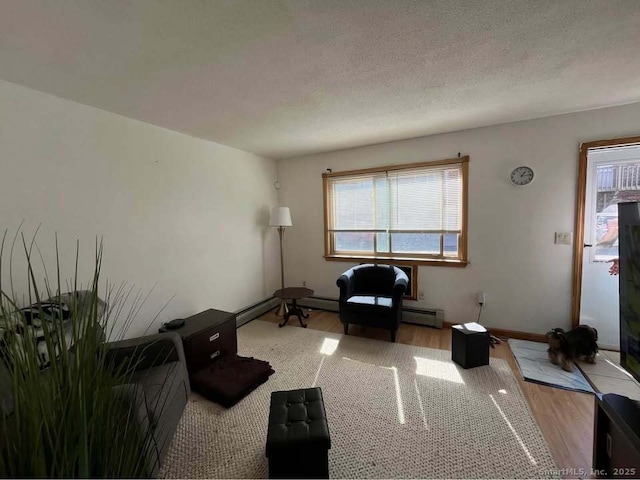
[591,159,640,262]
[323,157,468,266]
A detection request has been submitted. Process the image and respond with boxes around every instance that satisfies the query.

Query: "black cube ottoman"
[266,387,331,479]
[452,322,490,369]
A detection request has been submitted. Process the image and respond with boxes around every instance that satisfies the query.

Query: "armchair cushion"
[352,265,398,296]
[346,295,394,310]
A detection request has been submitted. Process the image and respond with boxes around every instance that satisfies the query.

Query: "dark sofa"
[106,332,189,476]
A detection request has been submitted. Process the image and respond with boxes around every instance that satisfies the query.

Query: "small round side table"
[273,287,314,328]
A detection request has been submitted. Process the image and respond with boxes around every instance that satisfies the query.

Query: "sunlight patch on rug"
[415,356,465,384]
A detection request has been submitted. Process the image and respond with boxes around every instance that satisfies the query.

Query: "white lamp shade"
[269,207,292,227]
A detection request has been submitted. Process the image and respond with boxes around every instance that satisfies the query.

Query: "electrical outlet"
[418,290,425,300]
[478,292,486,305]
[554,232,572,245]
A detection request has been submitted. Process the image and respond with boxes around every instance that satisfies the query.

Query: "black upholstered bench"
[265,387,331,479]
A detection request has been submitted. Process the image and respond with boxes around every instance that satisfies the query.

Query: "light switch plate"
[555,232,572,245]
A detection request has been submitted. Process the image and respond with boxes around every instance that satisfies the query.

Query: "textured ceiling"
[1,0,640,159]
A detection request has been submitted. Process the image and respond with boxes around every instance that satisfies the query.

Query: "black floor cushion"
[191,354,274,408]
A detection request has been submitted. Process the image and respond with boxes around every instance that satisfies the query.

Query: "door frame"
[571,135,640,328]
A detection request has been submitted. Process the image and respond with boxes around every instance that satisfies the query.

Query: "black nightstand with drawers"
[159,309,237,378]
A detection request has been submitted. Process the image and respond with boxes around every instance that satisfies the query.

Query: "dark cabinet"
[594,393,640,478]
[160,309,237,377]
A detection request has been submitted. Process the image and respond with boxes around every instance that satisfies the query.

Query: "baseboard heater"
[297,296,444,329]
[234,297,279,327]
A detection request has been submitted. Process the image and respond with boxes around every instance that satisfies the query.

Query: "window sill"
[323,254,469,268]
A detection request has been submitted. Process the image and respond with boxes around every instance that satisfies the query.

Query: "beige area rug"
[159,320,557,479]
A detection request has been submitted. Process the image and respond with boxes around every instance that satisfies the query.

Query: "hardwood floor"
[258,309,595,478]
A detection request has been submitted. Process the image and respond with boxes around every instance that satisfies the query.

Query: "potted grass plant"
[0,231,182,478]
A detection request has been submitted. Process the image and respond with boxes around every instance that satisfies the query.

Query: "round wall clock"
[509,166,535,186]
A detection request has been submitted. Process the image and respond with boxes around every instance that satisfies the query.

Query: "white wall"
[276,102,640,335]
[0,79,280,337]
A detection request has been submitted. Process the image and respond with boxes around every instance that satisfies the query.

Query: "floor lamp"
[270,206,292,316]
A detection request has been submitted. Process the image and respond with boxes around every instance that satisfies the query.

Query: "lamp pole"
[275,225,288,316]
[269,206,292,317]
[278,226,285,290]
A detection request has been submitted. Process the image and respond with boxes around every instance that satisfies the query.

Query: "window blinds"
[326,163,464,258]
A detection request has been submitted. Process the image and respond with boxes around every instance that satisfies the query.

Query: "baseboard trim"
[297,296,339,312]
[234,297,279,327]
[297,296,444,328]
[443,321,547,343]
[490,328,547,343]
[237,297,546,342]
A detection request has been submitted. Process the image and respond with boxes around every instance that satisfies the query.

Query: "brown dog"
[547,325,598,372]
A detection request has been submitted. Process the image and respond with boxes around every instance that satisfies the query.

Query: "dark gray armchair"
[336,264,409,342]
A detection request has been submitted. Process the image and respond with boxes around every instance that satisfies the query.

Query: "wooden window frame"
[322,156,469,267]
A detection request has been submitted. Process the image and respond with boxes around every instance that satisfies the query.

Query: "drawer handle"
[209,333,220,342]
[210,350,220,360]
